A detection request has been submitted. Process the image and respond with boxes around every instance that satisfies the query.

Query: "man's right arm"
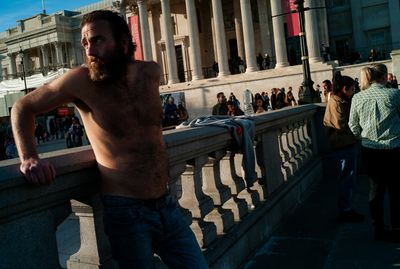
[11,68,86,184]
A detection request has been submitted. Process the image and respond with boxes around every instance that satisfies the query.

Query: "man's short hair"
[80,10,136,57]
[322,80,331,85]
[217,92,225,98]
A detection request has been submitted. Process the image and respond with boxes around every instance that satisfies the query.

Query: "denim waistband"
[101,192,172,209]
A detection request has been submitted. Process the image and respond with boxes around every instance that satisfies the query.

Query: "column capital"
[53,41,61,48]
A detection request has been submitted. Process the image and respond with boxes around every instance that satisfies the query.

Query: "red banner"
[283,0,299,37]
[128,15,143,60]
[57,107,70,117]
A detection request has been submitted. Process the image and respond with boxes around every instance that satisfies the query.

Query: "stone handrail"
[0,104,326,269]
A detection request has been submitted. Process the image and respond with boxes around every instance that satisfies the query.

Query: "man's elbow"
[11,98,35,120]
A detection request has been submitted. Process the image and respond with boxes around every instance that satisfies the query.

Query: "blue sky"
[0,0,101,32]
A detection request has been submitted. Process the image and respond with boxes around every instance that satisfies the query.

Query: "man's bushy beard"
[86,46,129,82]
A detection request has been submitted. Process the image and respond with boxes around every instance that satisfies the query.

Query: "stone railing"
[0,104,327,269]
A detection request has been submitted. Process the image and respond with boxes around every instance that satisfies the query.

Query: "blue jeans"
[102,193,209,269]
[330,145,357,211]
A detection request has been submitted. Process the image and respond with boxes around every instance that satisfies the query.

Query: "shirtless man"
[11,10,208,269]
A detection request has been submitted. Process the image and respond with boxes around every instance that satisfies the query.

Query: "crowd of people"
[162,95,189,128]
[323,64,399,243]
[211,86,300,117]
[0,115,87,161]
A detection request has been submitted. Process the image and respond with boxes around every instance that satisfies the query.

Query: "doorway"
[175,45,185,82]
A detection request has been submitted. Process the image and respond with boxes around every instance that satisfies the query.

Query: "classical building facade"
[0,0,399,84]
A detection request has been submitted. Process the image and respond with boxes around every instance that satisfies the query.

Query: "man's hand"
[20,158,56,185]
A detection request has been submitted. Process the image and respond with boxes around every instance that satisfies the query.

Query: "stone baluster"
[255,129,285,195]
[202,150,234,234]
[299,119,313,160]
[278,128,291,181]
[231,152,261,210]
[219,151,248,221]
[169,162,192,224]
[286,124,301,175]
[68,197,116,269]
[252,139,267,201]
[179,156,217,247]
[290,122,306,168]
[202,150,232,206]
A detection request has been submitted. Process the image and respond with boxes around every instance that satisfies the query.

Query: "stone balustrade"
[0,104,327,269]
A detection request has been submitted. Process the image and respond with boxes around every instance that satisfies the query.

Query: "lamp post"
[18,49,28,93]
[294,0,315,104]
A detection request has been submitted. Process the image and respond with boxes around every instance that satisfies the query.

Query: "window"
[196,8,202,33]
[369,31,385,46]
[327,0,346,8]
[171,16,177,35]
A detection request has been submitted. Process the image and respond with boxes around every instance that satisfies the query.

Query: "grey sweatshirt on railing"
[179,115,256,187]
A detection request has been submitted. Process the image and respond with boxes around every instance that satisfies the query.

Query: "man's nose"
[86,44,97,57]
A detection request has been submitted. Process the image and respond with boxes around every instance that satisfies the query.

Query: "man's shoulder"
[56,66,91,85]
[132,60,160,73]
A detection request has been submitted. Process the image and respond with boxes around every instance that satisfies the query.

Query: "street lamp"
[18,49,28,93]
[294,0,315,105]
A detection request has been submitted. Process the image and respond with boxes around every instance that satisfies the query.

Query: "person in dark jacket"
[212,92,228,115]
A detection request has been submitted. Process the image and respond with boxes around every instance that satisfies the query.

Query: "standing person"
[262,53,270,70]
[227,100,244,116]
[322,79,333,102]
[253,95,266,114]
[368,48,378,62]
[49,118,56,140]
[275,88,286,109]
[11,10,208,268]
[229,92,241,109]
[34,122,44,144]
[68,117,84,147]
[387,73,399,89]
[261,92,270,110]
[163,96,179,127]
[349,63,400,242]
[284,90,298,107]
[270,88,278,110]
[177,103,189,123]
[323,72,364,223]
[212,92,228,115]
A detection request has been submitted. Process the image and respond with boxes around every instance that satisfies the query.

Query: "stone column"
[54,42,64,67]
[148,7,160,64]
[40,46,49,74]
[8,53,17,78]
[22,52,29,75]
[211,0,231,77]
[305,0,322,63]
[391,50,400,79]
[185,0,204,80]
[234,0,245,60]
[160,0,180,84]
[270,0,289,68]
[257,0,274,59]
[389,0,400,48]
[240,0,258,72]
[137,0,153,61]
[37,47,44,71]
[318,0,329,48]
[350,1,367,56]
